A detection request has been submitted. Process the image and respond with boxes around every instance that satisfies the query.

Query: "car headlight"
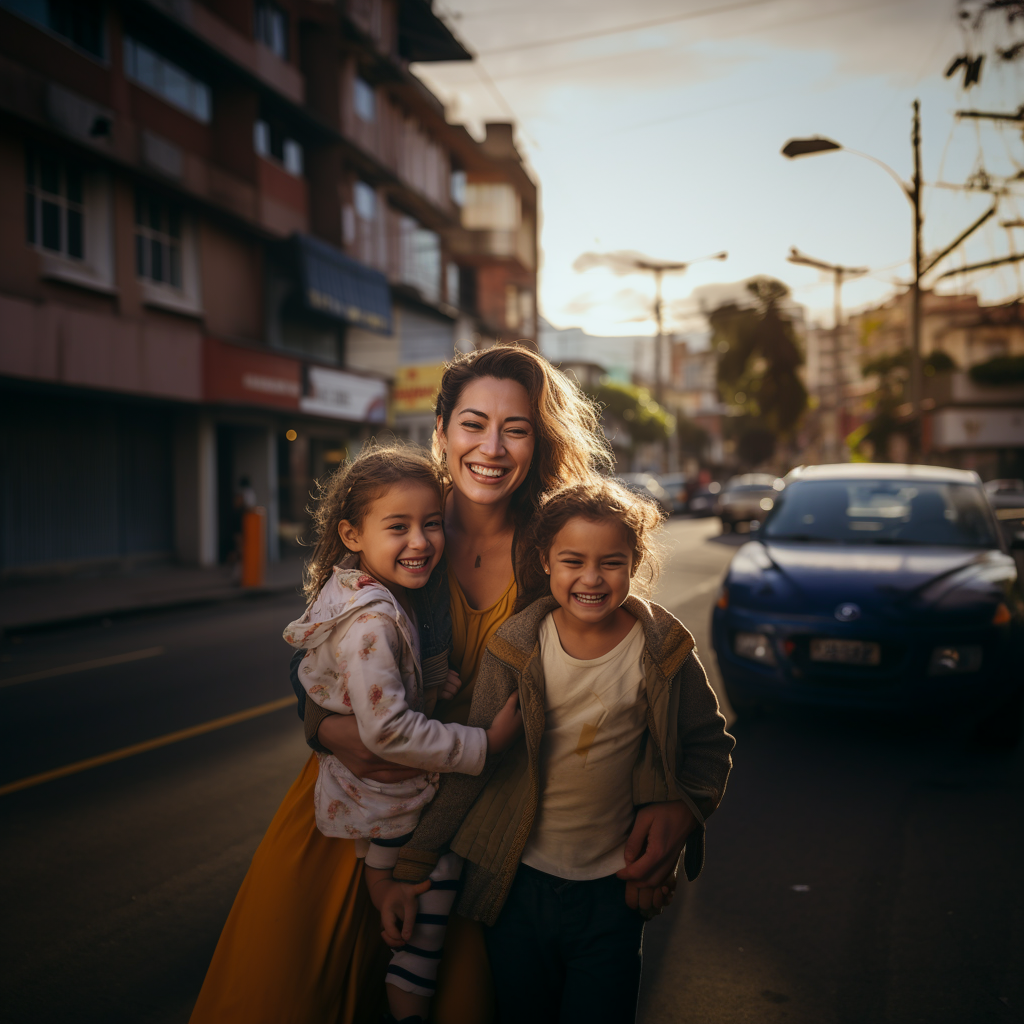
[734,631,776,666]
[928,645,983,675]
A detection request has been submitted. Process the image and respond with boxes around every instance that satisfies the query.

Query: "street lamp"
[786,247,868,463]
[630,252,728,408]
[781,101,923,456]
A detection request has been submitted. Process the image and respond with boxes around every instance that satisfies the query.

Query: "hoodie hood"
[283,556,414,653]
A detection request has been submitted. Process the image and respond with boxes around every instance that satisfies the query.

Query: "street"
[2,519,1022,1024]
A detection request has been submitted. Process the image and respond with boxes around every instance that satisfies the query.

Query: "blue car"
[712,464,1024,740]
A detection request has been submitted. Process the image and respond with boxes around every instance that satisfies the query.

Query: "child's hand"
[438,669,462,702]
[625,880,675,916]
[378,878,432,947]
[485,691,523,755]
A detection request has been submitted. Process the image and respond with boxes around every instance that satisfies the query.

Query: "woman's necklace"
[468,529,514,569]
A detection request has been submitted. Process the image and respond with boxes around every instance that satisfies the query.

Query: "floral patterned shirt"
[283,566,487,777]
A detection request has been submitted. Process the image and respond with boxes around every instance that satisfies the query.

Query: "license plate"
[809,638,881,665]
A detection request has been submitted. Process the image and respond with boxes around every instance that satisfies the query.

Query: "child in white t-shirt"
[380,477,735,1024]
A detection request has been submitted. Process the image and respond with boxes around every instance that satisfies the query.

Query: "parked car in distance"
[712,463,1024,743]
[616,473,671,516]
[657,473,690,515]
[688,482,721,517]
[717,474,784,531]
[984,478,1024,509]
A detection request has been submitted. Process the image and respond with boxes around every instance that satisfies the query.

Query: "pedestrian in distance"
[388,478,735,1024]
[282,444,522,1024]
[189,344,694,1024]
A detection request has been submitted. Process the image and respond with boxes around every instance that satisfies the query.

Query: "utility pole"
[652,267,665,406]
[787,248,868,463]
[909,99,923,458]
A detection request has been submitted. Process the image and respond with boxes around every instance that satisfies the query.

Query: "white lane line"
[0,647,167,689]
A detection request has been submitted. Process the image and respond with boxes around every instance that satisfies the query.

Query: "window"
[135,189,183,289]
[26,146,85,260]
[446,262,459,307]
[505,284,520,329]
[450,168,466,206]
[353,77,376,123]
[124,36,211,123]
[462,182,519,230]
[401,217,440,303]
[254,119,304,175]
[1,0,104,58]
[354,181,376,221]
[254,0,287,59]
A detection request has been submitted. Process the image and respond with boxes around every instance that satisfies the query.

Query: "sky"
[412,0,1024,338]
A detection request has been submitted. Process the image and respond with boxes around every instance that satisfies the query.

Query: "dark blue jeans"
[485,864,646,1024]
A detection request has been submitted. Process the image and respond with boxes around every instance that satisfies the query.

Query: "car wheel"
[974,686,1023,748]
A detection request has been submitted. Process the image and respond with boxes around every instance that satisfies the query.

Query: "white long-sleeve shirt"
[284,564,487,777]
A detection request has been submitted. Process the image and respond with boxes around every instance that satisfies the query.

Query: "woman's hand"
[616,801,697,910]
[485,691,523,755]
[438,669,462,702]
[317,714,422,783]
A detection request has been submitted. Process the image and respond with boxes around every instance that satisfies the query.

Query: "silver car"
[717,474,784,531]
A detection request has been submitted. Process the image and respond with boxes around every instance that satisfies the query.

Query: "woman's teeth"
[573,593,606,605]
[469,464,508,478]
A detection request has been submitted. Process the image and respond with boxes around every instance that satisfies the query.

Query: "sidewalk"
[0,559,304,634]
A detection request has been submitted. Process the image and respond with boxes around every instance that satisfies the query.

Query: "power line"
[476,0,786,57]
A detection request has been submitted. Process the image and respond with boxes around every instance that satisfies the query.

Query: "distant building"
[668,339,727,467]
[539,318,655,385]
[849,289,1024,369]
[846,288,1024,475]
[0,0,537,577]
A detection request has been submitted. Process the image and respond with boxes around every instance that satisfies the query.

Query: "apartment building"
[0,0,538,576]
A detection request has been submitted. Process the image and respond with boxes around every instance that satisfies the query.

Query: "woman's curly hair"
[515,477,664,612]
[432,344,614,530]
[303,442,444,601]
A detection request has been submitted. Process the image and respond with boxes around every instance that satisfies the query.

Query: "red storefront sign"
[203,336,301,409]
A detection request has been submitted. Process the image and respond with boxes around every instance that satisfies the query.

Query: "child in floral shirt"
[284,444,521,1024]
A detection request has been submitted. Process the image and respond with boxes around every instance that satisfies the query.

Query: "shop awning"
[294,234,392,335]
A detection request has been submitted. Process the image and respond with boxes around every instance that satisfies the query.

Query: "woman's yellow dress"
[188,571,517,1024]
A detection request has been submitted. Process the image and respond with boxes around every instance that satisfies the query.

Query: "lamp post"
[626,252,729,407]
[782,100,923,456]
[786,247,868,463]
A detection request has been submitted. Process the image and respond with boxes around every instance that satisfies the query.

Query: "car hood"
[726,540,1016,620]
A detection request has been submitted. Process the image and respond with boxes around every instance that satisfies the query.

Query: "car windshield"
[762,479,999,547]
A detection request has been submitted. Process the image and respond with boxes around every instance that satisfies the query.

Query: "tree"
[848,349,957,461]
[946,2,1024,89]
[709,277,808,465]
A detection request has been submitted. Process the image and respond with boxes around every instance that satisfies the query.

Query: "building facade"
[0,0,538,576]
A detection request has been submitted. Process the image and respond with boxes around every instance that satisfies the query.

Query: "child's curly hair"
[515,477,664,612]
[303,442,444,601]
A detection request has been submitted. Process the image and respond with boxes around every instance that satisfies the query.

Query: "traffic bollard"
[241,507,266,587]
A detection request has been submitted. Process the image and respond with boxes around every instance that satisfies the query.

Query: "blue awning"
[294,234,392,335]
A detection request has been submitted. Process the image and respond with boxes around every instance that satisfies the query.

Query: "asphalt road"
[1,519,1021,1024]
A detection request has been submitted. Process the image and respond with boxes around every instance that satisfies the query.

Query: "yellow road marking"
[0,695,296,797]
[0,647,166,689]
